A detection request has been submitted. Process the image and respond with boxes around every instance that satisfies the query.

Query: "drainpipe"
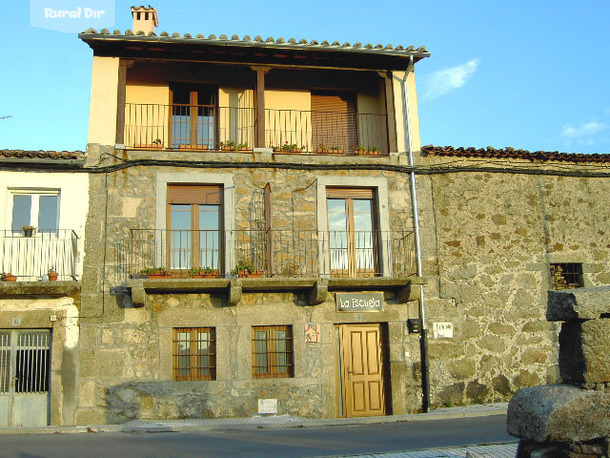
[402,56,430,413]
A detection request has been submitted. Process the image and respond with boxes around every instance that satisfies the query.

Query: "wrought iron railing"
[124,103,388,154]
[122,229,415,279]
[0,230,79,281]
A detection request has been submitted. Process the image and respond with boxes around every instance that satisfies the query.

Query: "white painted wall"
[0,170,89,278]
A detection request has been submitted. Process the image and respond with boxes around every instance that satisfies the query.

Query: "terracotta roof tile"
[79,28,429,59]
[422,145,610,164]
[0,150,86,160]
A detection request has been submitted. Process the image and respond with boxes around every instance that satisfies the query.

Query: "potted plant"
[231,264,264,278]
[365,146,380,155]
[140,267,170,279]
[22,225,36,237]
[278,142,302,153]
[315,144,329,154]
[48,267,58,281]
[188,267,219,278]
[237,142,250,152]
[352,145,366,155]
[219,140,236,151]
[1,272,17,282]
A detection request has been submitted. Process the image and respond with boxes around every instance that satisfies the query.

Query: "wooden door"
[339,324,385,417]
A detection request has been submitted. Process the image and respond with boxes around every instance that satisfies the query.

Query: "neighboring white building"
[0,150,88,280]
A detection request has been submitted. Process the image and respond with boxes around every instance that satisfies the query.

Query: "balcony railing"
[122,229,415,279]
[0,230,79,281]
[124,104,389,155]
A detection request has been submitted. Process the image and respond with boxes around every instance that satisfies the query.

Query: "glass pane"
[177,332,191,377]
[171,205,191,270]
[254,330,268,375]
[353,199,373,231]
[275,330,287,373]
[171,106,190,148]
[328,199,348,271]
[12,195,31,231]
[353,199,374,270]
[199,205,220,269]
[197,331,211,376]
[198,107,215,149]
[38,195,59,231]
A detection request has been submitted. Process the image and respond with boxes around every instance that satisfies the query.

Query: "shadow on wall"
[103,382,250,423]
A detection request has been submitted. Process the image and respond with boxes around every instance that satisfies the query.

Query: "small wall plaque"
[305,324,320,343]
[433,322,454,339]
[258,398,278,414]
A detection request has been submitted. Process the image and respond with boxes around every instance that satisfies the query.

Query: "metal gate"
[0,330,51,427]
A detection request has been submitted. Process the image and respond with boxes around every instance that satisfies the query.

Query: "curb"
[0,403,508,435]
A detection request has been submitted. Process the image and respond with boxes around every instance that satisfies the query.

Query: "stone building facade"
[2,7,610,427]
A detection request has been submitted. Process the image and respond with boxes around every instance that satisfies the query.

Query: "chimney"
[131,5,158,35]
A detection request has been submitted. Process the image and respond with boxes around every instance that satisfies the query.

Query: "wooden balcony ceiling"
[79,29,430,71]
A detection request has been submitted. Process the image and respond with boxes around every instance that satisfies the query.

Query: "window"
[167,185,222,272]
[311,90,357,153]
[171,84,217,149]
[173,328,216,381]
[327,188,378,276]
[550,263,584,290]
[252,325,293,379]
[10,191,59,233]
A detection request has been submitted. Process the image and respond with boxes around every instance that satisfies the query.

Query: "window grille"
[550,263,584,290]
[173,328,216,381]
[252,325,293,379]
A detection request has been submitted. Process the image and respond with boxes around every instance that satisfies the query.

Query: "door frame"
[335,323,389,418]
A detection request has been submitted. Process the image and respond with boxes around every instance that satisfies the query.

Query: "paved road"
[1,414,515,457]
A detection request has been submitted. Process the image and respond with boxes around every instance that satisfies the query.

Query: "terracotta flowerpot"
[4,274,17,282]
[238,270,264,278]
[147,272,170,279]
[192,271,219,279]
[48,272,58,281]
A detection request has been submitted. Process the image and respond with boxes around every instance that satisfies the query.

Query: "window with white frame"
[9,190,60,233]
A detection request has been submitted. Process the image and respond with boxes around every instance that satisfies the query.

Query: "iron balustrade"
[0,230,79,281]
[124,229,415,278]
[124,103,388,154]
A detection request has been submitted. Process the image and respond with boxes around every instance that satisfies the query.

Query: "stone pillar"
[507,286,610,457]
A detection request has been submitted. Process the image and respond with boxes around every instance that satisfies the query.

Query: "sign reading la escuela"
[336,292,383,312]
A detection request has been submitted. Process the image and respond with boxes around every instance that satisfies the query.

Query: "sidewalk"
[0,403,518,457]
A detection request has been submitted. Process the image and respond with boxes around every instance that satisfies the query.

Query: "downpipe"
[402,57,430,413]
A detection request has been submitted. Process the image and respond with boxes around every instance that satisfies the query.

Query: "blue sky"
[1,0,608,153]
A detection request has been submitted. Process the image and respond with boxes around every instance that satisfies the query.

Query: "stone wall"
[74,146,610,422]
[416,156,610,408]
[76,147,424,423]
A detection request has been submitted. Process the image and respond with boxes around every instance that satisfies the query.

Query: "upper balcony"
[124,104,389,156]
[80,28,429,153]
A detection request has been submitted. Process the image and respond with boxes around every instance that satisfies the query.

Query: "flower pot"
[192,271,219,279]
[147,272,170,279]
[4,274,17,282]
[23,228,35,237]
[238,270,264,278]
[48,272,58,281]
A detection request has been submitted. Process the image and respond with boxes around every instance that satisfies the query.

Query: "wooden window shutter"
[326,187,374,200]
[167,185,222,205]
[311,90,357,151]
